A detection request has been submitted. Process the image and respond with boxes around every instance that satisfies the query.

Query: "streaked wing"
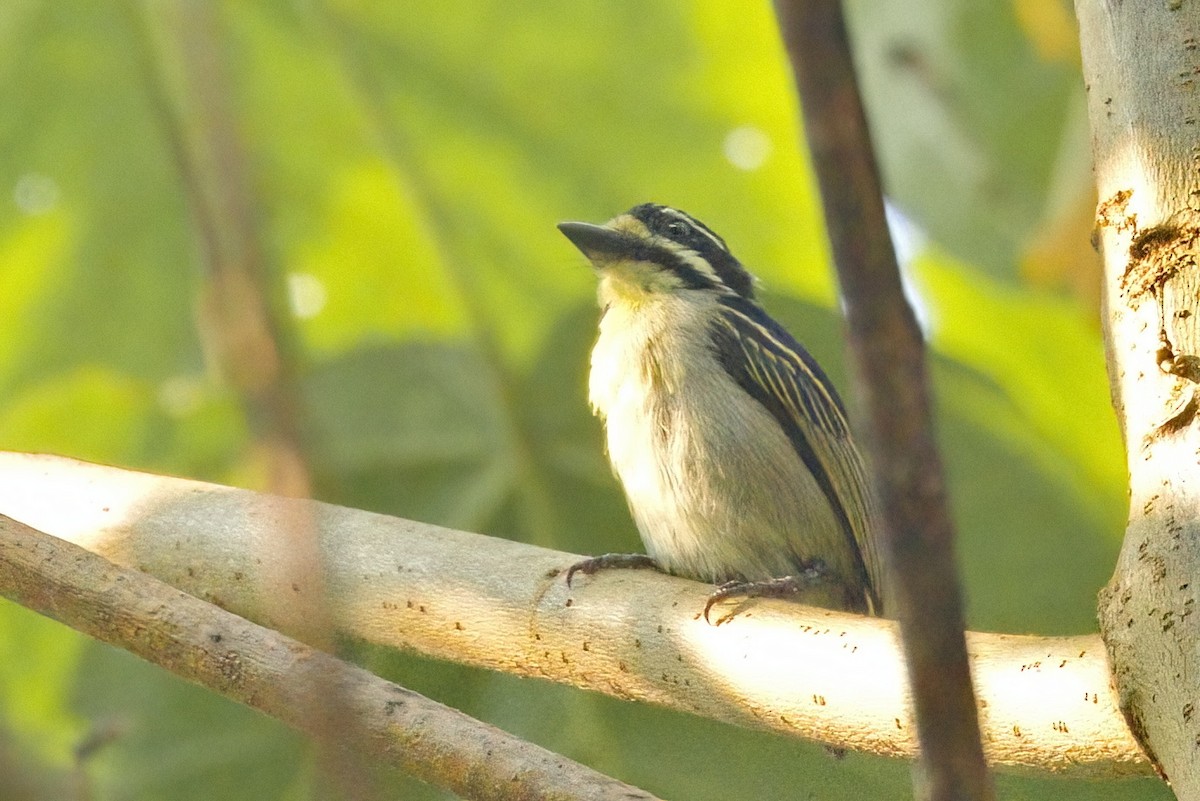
[711,297,882,612]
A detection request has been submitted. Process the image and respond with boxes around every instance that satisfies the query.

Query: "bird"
[557,202,882,618]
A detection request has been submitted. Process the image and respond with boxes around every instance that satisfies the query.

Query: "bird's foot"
[565,553,659,587]
[703,561,830,623]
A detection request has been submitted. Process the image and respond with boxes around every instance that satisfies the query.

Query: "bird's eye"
[666,221,690,238]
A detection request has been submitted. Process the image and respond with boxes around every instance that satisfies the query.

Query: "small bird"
[558,203,882,617]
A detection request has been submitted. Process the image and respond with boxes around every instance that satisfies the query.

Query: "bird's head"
[558,203,757,306]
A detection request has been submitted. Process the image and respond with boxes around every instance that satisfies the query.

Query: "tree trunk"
[1076,1,1200,794]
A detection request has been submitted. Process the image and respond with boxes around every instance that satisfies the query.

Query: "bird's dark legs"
[703,561,830,623]
[565,553,660,587]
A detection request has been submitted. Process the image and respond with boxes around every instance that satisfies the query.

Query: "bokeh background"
[0,1,1167,799]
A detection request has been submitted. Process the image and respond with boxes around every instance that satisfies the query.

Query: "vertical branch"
[125,2,371,798]
[1076,0,1200,793]
[130,0,309,505]
[770,2,992,799]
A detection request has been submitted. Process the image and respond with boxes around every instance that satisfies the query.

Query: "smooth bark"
[0,514,660,801]
[0,452,1148,776]
[1076,1,1200,795]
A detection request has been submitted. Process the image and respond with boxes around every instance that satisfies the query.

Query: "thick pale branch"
[1077,0,1200,793]
[0,514,658,801]
[0,453,1147,776]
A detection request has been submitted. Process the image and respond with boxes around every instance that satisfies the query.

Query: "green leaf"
[916,248,1126,529]
[0,601,85,766]
[0,1,1160,799]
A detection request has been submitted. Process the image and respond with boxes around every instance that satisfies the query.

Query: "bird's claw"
[702,563,830,624]
[565,553,659,587]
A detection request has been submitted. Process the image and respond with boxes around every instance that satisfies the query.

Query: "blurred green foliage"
[0,0,1168,799]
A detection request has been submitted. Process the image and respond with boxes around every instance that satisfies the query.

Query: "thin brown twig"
[129,0,308,499]
[0,514,662,801]
[770,2,993,799]
[124,2,363,796]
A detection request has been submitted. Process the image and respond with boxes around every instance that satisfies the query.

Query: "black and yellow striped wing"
[711,296,882,613]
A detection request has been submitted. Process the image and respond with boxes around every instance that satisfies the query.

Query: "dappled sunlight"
[0,451,298,627]
[0,0,1165,796]
[969,631,1124,754]
[0,454,1150,778]
[675,603,913,750]
[1091,135,1178,452]
[0,452,162,551]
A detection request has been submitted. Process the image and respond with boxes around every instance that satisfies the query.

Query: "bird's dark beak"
[557,221,631,262]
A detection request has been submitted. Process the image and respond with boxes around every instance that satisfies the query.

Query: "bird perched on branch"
[558,203,882,618]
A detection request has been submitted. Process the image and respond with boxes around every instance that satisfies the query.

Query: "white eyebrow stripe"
[659,206,729,252]
[659,238,724,286]
[678,247,722,283]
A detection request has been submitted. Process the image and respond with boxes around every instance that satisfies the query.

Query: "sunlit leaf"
[0,1,1161,800]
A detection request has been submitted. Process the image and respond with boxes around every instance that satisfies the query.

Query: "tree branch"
[0,452,1148,777]
[1076,0,1200,793]
[770,2,990,799]
[126,6,359,790]
[0,513,660,801]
